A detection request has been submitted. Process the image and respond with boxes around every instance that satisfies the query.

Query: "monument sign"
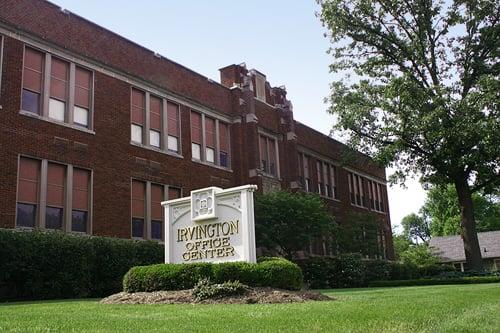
[161,185,258,264]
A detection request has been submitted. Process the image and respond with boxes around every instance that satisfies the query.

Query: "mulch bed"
[100,288,333,305]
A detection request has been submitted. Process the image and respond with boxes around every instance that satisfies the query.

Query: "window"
[298,153,314,192]
[22,48,44,115]
[130,88,181,154]
[16,157,91,232]
[131,88,145,144]
[131,179,181,240]
[317,160,338,199]
[330,165,338,199]
[205,117,216,163]
[149,95,162,148]
[45,163,65,230]
[72,168,90,232]
[16,157,40,228]
[259,135,278,177]
[150,184,163,240]
[74,67,92,128]
[191,111,231,168]
[348,172,367,207]
[368,180,385,213]
[21,46,94,129]
[48,57,69,122]
[219,122,230,168]
[191,111,202,160]
[254,73,266,101]
[167,102,180,152]
[131,180,146,238]
[316,161,324,195]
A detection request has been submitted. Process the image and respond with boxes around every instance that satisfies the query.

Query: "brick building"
[0,0,394,259]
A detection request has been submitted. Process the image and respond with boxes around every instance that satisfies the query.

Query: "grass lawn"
[1,283,499,333]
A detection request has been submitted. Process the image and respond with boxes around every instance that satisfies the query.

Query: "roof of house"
[429,231,500,262]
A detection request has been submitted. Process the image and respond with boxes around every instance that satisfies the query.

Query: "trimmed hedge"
[294,255,455,289]
[0,229,163,300]
[123,258,303,292]
[368,276,500,287]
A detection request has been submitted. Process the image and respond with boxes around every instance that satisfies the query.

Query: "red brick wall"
[0,1,394,258]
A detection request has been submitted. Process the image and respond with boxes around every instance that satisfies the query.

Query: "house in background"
[429,231,500,272]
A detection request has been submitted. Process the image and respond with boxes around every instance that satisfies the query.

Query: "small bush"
[192,278,248,301]
[123,258,303,292]
[368,276,500,287]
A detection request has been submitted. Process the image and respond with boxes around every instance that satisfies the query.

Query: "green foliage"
[392,234,412,260]
[254,191,335,258]
[192,278,249,301]
[295,254,367,288]
[0,229,163,300]
[369,276,500,288]
[335,212,383,257]
[295,255,453,288]
[123,258,303,292]
[424,185,500,236]
[398,244,440,266]
[401,213,430,244]
[319,0,500,270]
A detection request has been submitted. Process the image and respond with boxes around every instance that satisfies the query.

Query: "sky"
[50,0,427,230]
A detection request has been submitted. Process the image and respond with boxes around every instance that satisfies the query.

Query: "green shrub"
[254,258,303,290]
[123,258,303,292]
[0,229,163,300]
[368,276,500,287]
[294,255,458,289]
[295,254,365,288]
[192,278,249,301]
[123,263,214,292]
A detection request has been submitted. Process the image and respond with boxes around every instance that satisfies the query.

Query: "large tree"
[423,184,500,236]
[319,0,499,270]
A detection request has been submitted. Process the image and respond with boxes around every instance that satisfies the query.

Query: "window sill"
[260,171,280,180]
[19,110,95,134]
[130,141,184,159]
[14,226,91,235]
[191,158,233,172]
[350,203,369,210]
[320,195,341,203]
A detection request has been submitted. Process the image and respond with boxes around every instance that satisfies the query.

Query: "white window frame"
[20,44,95,133]
[130,87,183,157]
[258,130,280,178]
[191,111,232,170]
[15,155,93,234]
[130,179,182,242]
[348,171,367,209]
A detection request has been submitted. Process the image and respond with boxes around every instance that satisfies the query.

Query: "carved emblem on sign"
[191,187,221,221]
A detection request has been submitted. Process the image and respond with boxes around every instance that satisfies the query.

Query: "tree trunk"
[454,177,483,271]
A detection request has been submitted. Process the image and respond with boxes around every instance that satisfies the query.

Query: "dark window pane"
[22,89,40,114]
[151,220,162,240]
[46,206,63,230]
[220,152,229,168]
[72,210,87,232]
[270,163,276,176]
[16,203,36,227]
[132,218,144,238]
